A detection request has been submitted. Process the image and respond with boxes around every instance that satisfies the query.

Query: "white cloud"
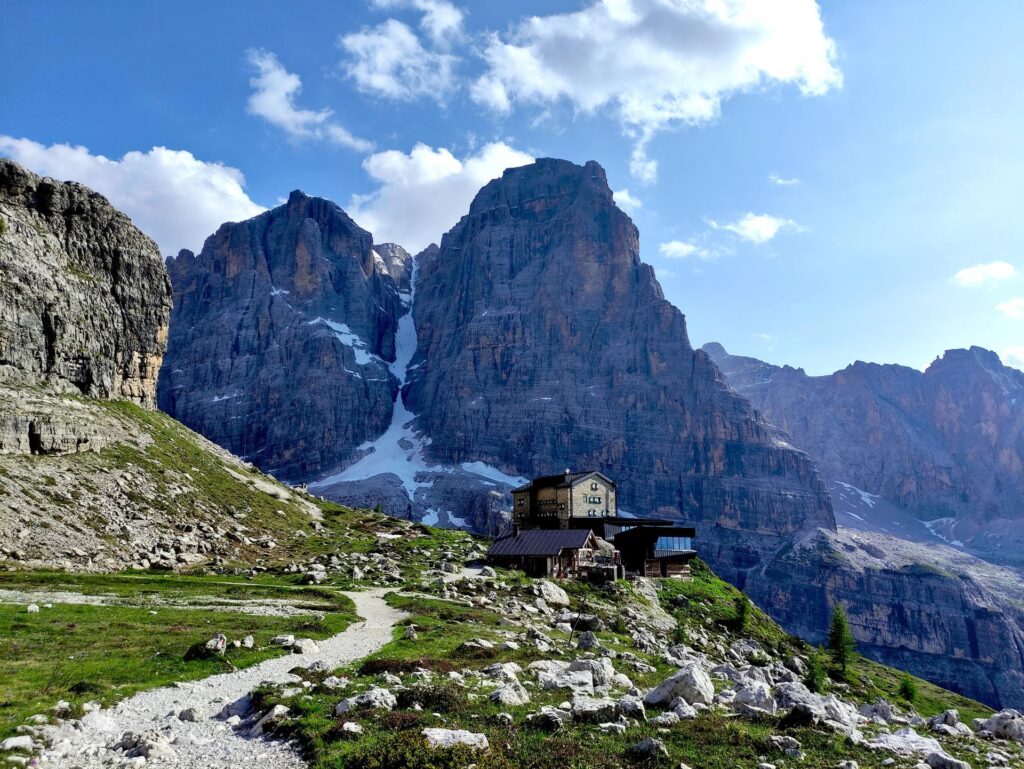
[997,297,1024,320]
[655,267,677,279]
[1002,346,1024,371]
[339,19,456,101]
[246,49,372,151]
[349,141,534,252]
[769,172,801,185]
[710,212,801,243]
[659,240,712,259]
[951,261,1017,287]
[372,0,464,44]
[0,136,265,255]
[471,0,841,183]
[613,188,642,213]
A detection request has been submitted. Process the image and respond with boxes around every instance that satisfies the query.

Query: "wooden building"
[486,528,605,578]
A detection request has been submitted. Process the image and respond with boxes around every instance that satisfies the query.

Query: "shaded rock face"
[747,528,1024,709]
[704,343,1024,567]
[0,159,171,409]
[406,158,835,580]
[158,192,405,481]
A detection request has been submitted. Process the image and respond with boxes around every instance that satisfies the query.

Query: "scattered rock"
[626,737,669,761]
[422,728,489,751]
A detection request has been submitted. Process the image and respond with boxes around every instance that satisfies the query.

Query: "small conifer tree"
[828,603,856,673]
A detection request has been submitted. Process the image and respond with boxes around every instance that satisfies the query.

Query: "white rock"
[422,728,489,751]
[335,687,397,715]
[868,728,944,756]
[644,663,714,707]
[491,681,531,706]
[925,752,972,769]
[26,604,39,614]
[733,680,777,715]
[249,704,290,737]
[975,710,1024,743]
[291,638,319,654]
[341,721,364,735]
[1,735,33,751]
[536,580,570,607]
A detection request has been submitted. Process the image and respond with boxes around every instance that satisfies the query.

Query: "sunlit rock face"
[0,158,171,409]
[406,157,836,580]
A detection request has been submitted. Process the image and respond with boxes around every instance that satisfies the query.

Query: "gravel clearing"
[38,589,406,768]
[0,588,333,617]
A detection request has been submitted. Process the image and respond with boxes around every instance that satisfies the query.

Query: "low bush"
[396,682,467,713]
[344,731,513,769]
[360,658,458,675]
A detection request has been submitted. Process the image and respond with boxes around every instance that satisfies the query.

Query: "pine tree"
[828,603,856,673]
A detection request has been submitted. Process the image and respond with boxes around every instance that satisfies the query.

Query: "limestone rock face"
[704,343,1024,567]
[0,159,171,408]
[158,191,406,481]
[406,158,835,579]
[747,527,1024,709]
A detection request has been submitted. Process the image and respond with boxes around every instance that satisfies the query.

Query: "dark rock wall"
[158,191,404,481]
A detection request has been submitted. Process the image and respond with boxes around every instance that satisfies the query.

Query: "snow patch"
[307,317,376,366]
[835,481,879,509]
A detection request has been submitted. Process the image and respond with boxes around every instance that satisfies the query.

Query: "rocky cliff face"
[0,159,170,411]
[747,527,1024,709]
[704,343,1024,566]
[405,158,836,580]
[158,192,407,481]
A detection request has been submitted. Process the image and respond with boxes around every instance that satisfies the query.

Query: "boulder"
[867,728,944,756]
[422,728,489,751]
[537,580,570,607]
[249,705,290,737]
[733,681,777,715]
[569,658,615,688]
[571,696,618,723]
[291,638,319,655]
[335,687,397,714]
[975,710,1024,742]
[490,681,531,707]
[525,706,573,732]
[626,737,669,761]
[925,753,971,769]
[539,669,594,695]
[644,663,714,707]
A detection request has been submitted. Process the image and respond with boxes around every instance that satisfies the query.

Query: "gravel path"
[39,589,406,768]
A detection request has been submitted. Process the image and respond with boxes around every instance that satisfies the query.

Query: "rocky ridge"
[703,343,1024,567]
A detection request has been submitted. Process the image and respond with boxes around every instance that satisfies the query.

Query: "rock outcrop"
[747,527,1024,709]
[405,158,836,580]
[158,191,407,481]
[703,343,1024,567]
[0,158,171,409]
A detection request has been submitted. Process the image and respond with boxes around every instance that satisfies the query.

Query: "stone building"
[497,469,698,579]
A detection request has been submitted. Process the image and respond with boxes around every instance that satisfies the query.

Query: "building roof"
[487,528,594,558]
[512,470,616,493]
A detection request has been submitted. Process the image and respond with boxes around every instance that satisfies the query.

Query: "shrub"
[396,682,467,713]
[360,657,458,675]
[827,604,856,674]
[345,731,513,769]
[898,675,918,703]
[612,614,629,635]
[672,618,687,645]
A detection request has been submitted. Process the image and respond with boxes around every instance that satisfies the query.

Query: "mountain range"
[4,155,1023,710]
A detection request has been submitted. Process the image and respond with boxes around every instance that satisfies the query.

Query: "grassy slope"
[0,572,358,740]
[255,558,995,769]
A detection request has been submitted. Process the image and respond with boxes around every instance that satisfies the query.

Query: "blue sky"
[2,0,1022,374]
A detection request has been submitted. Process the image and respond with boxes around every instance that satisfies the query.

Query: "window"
[591,482,599,491]
[655,536,693,554]
[588,509,597,517]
